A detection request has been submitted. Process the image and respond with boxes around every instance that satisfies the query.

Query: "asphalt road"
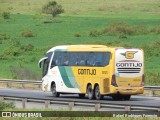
[0,87,160,108]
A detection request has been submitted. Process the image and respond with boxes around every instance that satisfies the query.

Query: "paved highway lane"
[0,87,160,108]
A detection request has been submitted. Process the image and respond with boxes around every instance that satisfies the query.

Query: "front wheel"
[51,84,59,97]
[79,94,85,98]
[95,85,103,100]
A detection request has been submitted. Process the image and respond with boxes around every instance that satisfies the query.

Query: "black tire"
[51,84,59,97]
[79,94,85,98]
[87,85,95,100]
[123,95,131,100]
[95,85,103,100]
[112,95,123,100]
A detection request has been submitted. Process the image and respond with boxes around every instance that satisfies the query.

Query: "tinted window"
[50,51,110,67]
[87,52,96,66]
[69,52,77,66]
[95,52,103,66]
[62,52,69,66]
[103,52,110,66]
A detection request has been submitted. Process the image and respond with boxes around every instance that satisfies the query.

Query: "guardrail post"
[45,100,50,108]
[39,85,41,89]
[7,82,11,88]
[125,106,131,111]
[0,96,4,101]
[22,83,25,89]
[69,102,74,111]
[95,103,100,111]
[22,98,27,108]
[152,90,155,96]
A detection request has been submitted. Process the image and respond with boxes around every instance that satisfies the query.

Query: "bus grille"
[117,68,141,73]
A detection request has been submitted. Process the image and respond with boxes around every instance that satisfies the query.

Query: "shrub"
[119,34,127,39]
[104,22,134,35]
[21,29,35,37]
[145,72,160,86]
[89,29,100,37]
[150,26,160,34]
[74,33,81,37]
[42,1,64,17]
[3,47,20,57]
[2,12,10,19]
[134,25,149,35]
[9,39,21,47]
[20,44,34,51]
[0,33,10,40]
[88,22,160,37]
[0,101,15,110]
[152,40,160,48]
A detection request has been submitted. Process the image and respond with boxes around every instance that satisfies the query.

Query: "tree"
[42,1,64,17]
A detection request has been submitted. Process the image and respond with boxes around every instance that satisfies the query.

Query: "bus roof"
[47,45,118,53]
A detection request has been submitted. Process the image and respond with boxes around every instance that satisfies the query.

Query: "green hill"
[0,0,160,85]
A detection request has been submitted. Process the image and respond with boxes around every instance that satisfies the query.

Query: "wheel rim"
[95,87,100,99]
[88,86,93,98]
[88,88,91,97]
[52,85,56,94]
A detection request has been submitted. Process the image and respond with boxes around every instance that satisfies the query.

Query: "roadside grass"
[0,0,160,85]
[0,14,160,85]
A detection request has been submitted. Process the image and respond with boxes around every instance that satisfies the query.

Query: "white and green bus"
[38,45,144,100]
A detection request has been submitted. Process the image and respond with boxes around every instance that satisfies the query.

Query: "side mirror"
[38,57,48,68]
[39,62,42,68]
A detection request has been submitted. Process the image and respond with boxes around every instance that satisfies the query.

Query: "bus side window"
[88,52,96,66]
[79,52,86,66]
[95,52,103,66]
[51,52,63,66]
[75,53,80,66]
[103,52,111,66]
[69,52,76,66]
[63,52,69,66]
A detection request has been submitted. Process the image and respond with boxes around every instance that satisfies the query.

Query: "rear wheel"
[123,95,131,100]
[79,94,85,98]
[112,95,123,100]
[95,85,103,100]
[87,85,95,100]
[51,84,59,97]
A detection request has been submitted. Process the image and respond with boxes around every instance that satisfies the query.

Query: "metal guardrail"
[0,79,160,90]
[0,79,160,111]
[0,79,41,89]
[0,79,41,84]
[0,95,160,111]
[144,86,160,90]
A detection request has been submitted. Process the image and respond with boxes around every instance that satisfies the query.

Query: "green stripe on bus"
[58,66,79,88]
[64,67,79,88]
[58,66,73,88]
